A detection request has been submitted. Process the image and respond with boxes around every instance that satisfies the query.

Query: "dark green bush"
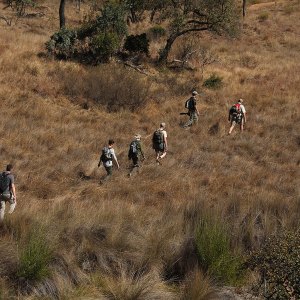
[247,230,300,299]
[46,28,77,59]
[124,33,149,55]
[196,219,242,284]
[203,74,223,89]
[46,2,127,63]
[91,32,120,62]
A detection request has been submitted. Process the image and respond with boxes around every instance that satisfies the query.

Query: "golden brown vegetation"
[0,0,299,299]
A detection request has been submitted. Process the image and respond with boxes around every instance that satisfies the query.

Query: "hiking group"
[0,93,247,220]
[97,94,246,181]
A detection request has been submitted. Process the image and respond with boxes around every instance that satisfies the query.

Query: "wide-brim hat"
[192,91,199,95]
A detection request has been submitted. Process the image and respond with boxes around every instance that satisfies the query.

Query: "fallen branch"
[122,61,151,76]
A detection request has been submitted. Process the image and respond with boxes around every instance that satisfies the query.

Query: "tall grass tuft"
[16,226,53,283]
[195,218,243,285]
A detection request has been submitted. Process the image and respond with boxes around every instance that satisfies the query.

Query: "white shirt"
[160,129,167,139]
[240,104,246,114]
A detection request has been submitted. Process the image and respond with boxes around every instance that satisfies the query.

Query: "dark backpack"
[152,130,163,147]
[128,140,139,159]
[185,97,195,110]
[100,147,112,163]
[229,103,241,115]
[0,172,10,193]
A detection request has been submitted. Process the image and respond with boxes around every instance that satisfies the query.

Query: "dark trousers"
[129,156,140,175]
[102,166,113,182]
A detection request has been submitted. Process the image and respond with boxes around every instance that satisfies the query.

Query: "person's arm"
[11,183,17,203]
[112,150,120,169]
[228,110,231,121]
[139,142,145,159]
[164,133,168,151]
[98,155,102,167]
[242,106,247,123]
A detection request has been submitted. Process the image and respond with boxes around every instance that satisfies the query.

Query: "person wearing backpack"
[128,134,145,177]
[183,91,200,128]
[97,139,120,183]
[228,99,247,135]
[0,164,17,222]
[152,123,168,165]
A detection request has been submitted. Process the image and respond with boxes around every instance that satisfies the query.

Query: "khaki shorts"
[0,193,15,204]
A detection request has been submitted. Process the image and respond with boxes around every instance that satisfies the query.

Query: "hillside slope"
[0,0,299,299]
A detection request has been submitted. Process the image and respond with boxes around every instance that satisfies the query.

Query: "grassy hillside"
[0,0,299,299]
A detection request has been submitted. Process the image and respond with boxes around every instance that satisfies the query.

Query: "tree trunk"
[59,0,66,28]
[158,34,178,64]
[242,0,246,17]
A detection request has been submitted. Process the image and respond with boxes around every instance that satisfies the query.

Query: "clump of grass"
[148,25,166,40]
[195,218,243,285]
[203,74,223,89]
[258,12,269,22]
[16,226,53,282]
[181,269,215,300]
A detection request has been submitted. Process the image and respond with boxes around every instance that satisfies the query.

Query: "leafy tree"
[157,0,240,63]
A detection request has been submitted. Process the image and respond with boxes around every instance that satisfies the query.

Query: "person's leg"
[102,166,113,182]
[240,119,244,132]
[183,112,193,128]
[129,157,139,176]
[159,151,167,159]
[155,150,160,163]
[192,111,198,125]
[8,197,16,214]
[0,201,6,222]
[228,121,236,134]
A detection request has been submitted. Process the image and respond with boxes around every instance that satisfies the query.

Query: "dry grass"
[0,0,299,298]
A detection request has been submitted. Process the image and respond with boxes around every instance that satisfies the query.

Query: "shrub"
[91,32,120,62]
[195,219,242,284]
[16,227,53,282]
[257,12,269,22]
[60,64,150,112]
[148,25,166,39]
[124,33,149,55]
[203,74,223,89]
[46,28,77,59]
[247,230,300,299]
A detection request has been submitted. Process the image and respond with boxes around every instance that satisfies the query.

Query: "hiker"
[0,164,17,222]
[183,91,200,128]
[97,139,120,182]
[128,134,145,177]
[152,123,168,165]
[228,99,247,134]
